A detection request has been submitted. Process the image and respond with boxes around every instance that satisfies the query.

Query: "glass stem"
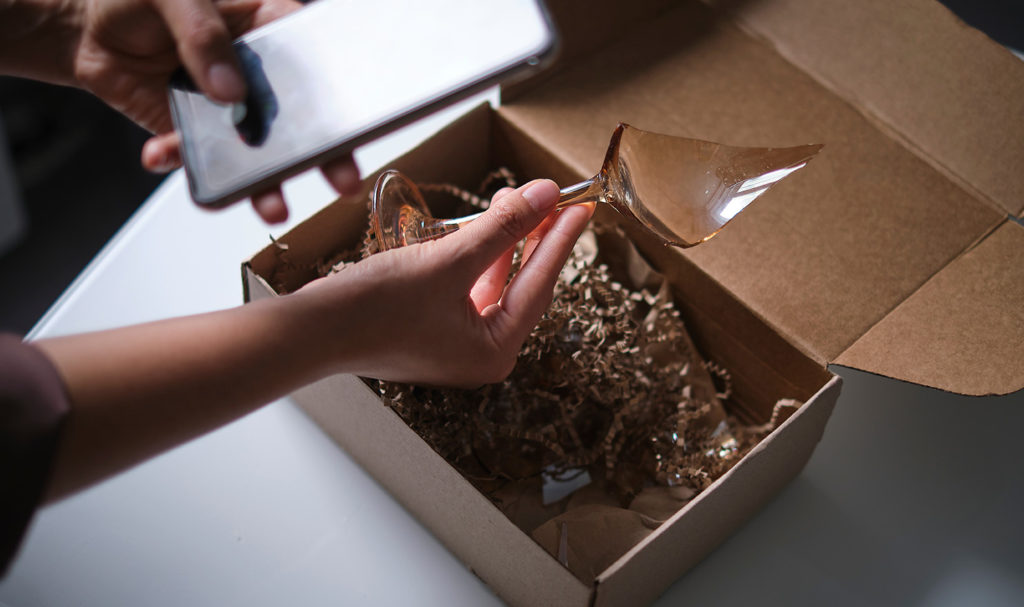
[438,211,484,230]
[556,178,603,208]
[425,178,602,240]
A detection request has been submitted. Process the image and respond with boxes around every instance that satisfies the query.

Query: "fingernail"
[208,62,247,102]
[521,180,559,213]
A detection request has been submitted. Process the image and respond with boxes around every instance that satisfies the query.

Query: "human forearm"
[30,180,590,502]
[0,0,82,85]
[34,293,342,501]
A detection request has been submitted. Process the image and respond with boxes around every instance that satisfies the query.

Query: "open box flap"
[498,0,1022,395]
[509,0,1024,220]
[724,0,1024,220]
[835,221,1024,396]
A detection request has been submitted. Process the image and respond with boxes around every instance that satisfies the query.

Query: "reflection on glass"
[371,124,822,251]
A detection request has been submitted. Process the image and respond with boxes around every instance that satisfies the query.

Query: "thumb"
[152,0,247,103]
[447,179,560,282]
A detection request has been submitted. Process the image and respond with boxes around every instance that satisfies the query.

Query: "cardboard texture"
[500,0,1023,395]
[836,223,1024,396]
[727,0,1024,219]
[244,104,845,606]
[242,0,1022,604]
[593,377,841,607]
[292,376,593,607]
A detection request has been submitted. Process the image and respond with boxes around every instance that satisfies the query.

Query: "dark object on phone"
[168,0,557,209]
[231,43,278,147]
[169,44,278,147]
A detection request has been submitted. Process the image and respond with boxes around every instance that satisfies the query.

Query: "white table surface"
[2,90,1023,607]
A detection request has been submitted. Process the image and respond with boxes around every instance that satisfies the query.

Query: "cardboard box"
[242,1,1023,604]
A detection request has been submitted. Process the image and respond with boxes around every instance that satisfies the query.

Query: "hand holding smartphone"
[169,0,557,209]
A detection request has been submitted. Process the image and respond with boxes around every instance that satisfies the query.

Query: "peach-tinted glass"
[371,124,822,251]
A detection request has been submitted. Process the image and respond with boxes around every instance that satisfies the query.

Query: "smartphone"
[168,0,557,208]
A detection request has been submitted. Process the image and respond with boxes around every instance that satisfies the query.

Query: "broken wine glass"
[371,123,822,251]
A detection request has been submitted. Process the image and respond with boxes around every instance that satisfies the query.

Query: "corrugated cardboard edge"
[593,375,842,606]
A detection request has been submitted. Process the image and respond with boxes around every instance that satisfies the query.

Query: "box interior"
[253,0,1024,399]
[250,103,831,424]
[498,0,1024,396]
[245,102,840,604]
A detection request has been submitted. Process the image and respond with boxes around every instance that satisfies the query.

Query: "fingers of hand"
[469,183,558,313]
[251,186,288,224]
[464,186,519,311]
[492,186,515,202]
[468,247,515,313]
[320,156,361,196]
[490,203,594,341]
[216,0,263,34]
[152,0,246,103]
[246,0,303,25]
[449,179,559,283]
[141,133,182,173]
[520,211,559,268]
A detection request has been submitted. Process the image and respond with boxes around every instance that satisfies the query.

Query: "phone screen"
[170,0,555,206]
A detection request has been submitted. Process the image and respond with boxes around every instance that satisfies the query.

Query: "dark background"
[0,0,1021,334]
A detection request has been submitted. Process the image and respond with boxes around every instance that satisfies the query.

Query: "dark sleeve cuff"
[0,333,69,578]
